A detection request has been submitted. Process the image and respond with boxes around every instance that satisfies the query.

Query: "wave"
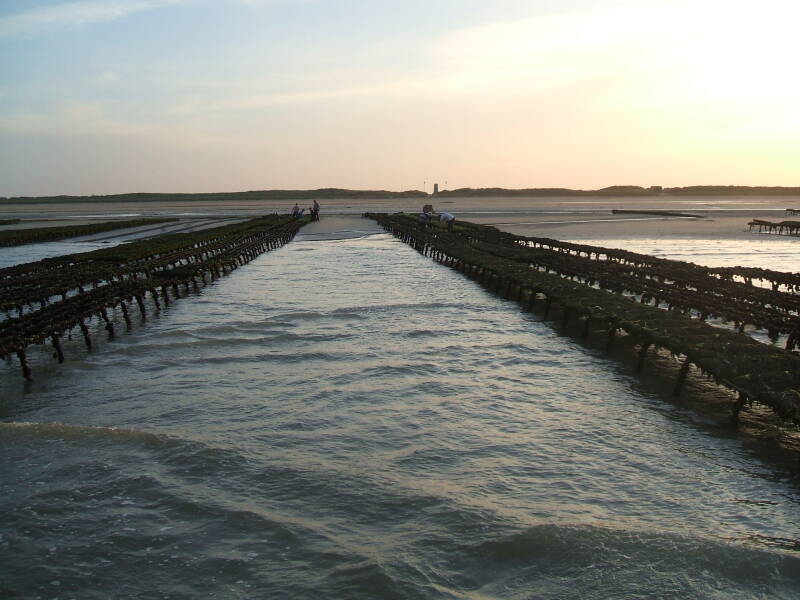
[107,332,355,355]
[447,523,800,599]
[0,421,180,448]
[3,420,798,599]
[330,302,472,315]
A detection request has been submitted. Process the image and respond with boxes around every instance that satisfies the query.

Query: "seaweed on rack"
[1,215,309,380]
[367,213,800,429]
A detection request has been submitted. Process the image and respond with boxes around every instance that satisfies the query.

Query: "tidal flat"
[1,199,799,599]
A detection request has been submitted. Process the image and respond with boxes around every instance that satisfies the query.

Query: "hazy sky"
[1,0,798,196]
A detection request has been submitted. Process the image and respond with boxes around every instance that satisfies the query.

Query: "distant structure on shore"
[3,185,800,204]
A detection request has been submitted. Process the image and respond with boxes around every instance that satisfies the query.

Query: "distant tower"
[433,183,439,195]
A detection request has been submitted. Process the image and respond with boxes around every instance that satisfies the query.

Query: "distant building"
[433,183,439,195]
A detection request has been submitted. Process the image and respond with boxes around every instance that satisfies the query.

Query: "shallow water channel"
[1,232,799,599]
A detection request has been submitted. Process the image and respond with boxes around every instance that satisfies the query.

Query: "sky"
[1,0,799,196]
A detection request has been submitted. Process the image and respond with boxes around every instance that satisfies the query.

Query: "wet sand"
[2,194,799,242]
[476,212,761,240]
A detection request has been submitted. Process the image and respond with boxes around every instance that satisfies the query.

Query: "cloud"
[434,0,800,108]
[96,70,120,84]
[0,0,182,37]
[0,102,223,149]
[168,77,438,114]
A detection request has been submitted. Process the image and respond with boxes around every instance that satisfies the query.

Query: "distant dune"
[2,185,800,204]
[436,185,800,197]
[0,188,427,204]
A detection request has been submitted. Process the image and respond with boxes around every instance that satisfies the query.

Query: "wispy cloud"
[0,101,224,148]
[0,0,182,37]
[168,77,438,114]
[96,70,120,84]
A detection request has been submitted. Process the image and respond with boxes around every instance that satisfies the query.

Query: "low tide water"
[0,240,116,268]
[575,237,800,274]
[1,232,799,599]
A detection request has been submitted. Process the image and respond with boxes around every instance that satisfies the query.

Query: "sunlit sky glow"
[1,0,798,196]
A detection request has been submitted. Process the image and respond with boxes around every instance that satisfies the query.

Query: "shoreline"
[2,195,800,242]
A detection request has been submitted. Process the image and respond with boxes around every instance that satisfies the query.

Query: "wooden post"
[135,295,147,319]
[100,308,115,338]
[16,349,32,381]
[673,357,691,396]
[120,301,132,330]
[51,334,64,363]
[786,332,798,351]
[729,392,747,426]
[79,319,92,350]
[526,290,536,311]
[606,326,616,352]
[637,342,651,372]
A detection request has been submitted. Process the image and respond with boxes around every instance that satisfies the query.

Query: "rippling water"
[0,240,119,268]
[2,232,799,599]
[574,237,800,272]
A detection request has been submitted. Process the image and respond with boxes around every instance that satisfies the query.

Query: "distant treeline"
[663,186,800,195]
[3,186,800,204]
[0,189,427,204]
[436,185,800,197]
[436,186,653,197]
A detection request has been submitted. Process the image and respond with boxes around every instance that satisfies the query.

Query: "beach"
[2,196,800,599]
[6,0,800,595]
[3,218,800,599]
[3,194,798,241]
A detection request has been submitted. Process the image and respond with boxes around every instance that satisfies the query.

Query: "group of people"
[420,209,455,232]
[291,200,320,221]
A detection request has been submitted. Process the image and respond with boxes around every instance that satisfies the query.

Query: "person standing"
[312,199,320,221]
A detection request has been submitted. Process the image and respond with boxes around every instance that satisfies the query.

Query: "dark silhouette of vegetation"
[435,186,656,197]
[4,185,800,204]
[435,185,800,197]
[0,219,21,226]
[0,189,426,204]
[664,186,800,196]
